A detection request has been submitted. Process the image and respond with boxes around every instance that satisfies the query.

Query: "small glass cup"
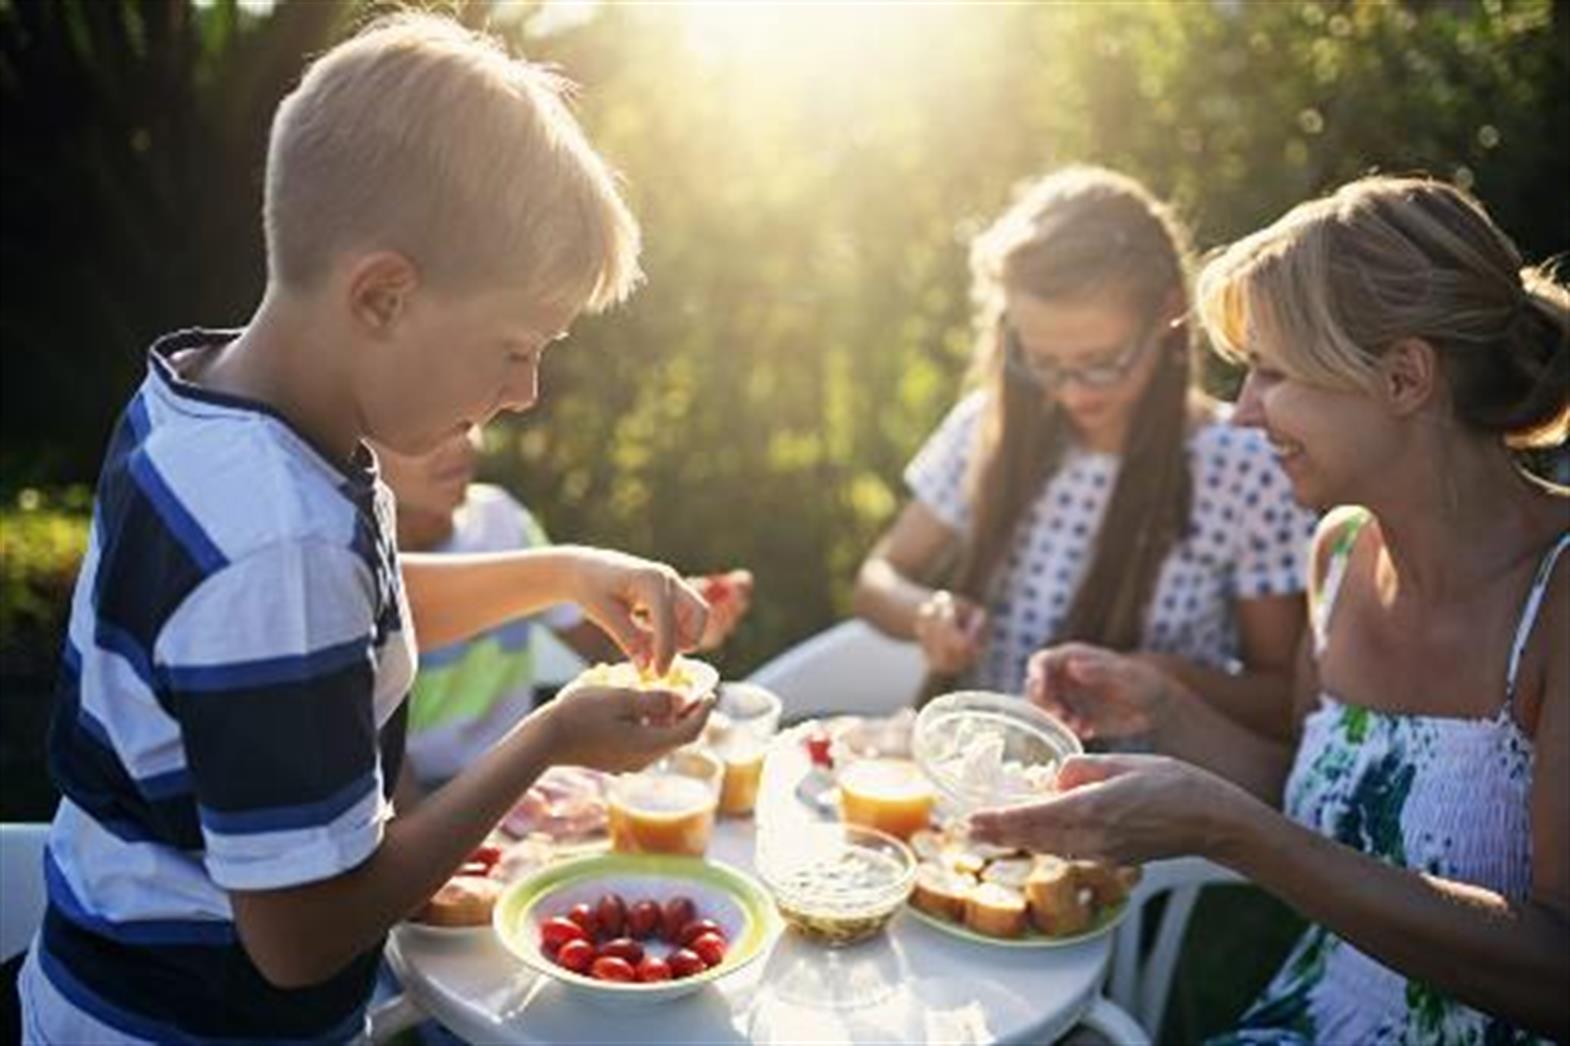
[607,745,723,857]
[709,683,784,817]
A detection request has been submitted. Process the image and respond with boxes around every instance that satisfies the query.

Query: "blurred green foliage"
[2,0,1567,679]
[0,488,89,669]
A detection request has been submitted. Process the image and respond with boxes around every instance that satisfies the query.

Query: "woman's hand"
[535,685,713,774]
[1026,643,1176,740]
[562,549,709,675]
[914,590,987,674]
[967,754,1261,865]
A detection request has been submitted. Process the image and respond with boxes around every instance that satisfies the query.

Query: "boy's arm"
[402,545,706,674]
[231,710,556,987]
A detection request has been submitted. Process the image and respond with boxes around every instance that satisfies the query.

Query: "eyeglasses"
[1002,320,1165,389]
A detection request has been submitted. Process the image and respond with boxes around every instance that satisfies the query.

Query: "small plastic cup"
[607,745,723,857]
[836,757,935,841]
[709,683,784,817]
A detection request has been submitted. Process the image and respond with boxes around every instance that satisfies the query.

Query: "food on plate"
[501,766,610,842]
[538,891,731,983]
[836,757,935,841]
[575,655,718,699]
[909,822,1139,940]
[910,864,976,923]
[414,874,503,927]
[1024,856,1093,937]
[964,882,1029,938]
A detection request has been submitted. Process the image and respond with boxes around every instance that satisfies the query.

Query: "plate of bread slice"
[904,825,1138,946]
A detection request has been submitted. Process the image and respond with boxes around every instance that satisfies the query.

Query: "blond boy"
[19,16,710,1043]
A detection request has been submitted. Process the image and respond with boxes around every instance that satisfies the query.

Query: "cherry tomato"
[469,844,503,871]
[590,955,637,982]
[636,955,672,982]
[539,916,587,954]
[596,894,626,939]
[678,919,724,948]
[627,899,661,939]
[597,937,644,965]
[667,948,706,979]
[554,938,595,974]
[690,931,727,968]
[804,729,833,768]
[566,902,597,938]
[661,897,697,943]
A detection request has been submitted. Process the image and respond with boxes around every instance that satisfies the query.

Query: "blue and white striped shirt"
[20,329,416,1044]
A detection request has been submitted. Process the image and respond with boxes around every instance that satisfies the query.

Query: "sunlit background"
[5,0,1567,694]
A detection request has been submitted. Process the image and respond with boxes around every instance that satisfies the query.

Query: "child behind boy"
[375,429,754,800]
[20,15,713,1043]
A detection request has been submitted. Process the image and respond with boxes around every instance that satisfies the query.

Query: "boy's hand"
[692,569,753,651]
[537,685,714,773]
[565,550,708,675]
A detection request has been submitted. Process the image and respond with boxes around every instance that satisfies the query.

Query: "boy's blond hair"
[265,12,640,311]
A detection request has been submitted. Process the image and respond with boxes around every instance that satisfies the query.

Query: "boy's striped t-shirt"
[19,329,416,1044]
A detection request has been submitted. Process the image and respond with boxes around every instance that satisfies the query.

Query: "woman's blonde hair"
[1198,175,1569,449]
[924,167,1195,700]
[265,12,641,311]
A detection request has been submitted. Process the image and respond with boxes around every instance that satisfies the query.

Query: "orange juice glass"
[836,758,935,841]
[608,746,722,857]
[711,683,783,817]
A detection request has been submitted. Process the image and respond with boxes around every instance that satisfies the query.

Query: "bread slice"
[1069,859,1133,907]
[414,874,502,927]
[940,846,987,877]
[911,863,976,924]
[1025,857,1093,937]
[964,883,1029,938]
[979,856,1034,890]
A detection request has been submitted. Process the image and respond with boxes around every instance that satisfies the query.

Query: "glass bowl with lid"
[912,690,1081,813]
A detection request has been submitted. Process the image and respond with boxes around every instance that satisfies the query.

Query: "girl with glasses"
[854,166,1315,740]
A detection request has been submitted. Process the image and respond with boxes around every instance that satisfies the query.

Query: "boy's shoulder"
[131,377,378,571]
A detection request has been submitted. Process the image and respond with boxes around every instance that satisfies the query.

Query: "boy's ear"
[347,252,420,336]
[1379,337,1439,418]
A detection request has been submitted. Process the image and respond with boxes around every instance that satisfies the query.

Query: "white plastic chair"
[1106,855,1244,1037]
[1,822,50,962]
[1077,994,1155,1045]
[747,619,925,720]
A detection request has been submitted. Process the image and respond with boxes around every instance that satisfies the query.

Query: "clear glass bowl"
[912,690,1082,814]
[756,823,916,947]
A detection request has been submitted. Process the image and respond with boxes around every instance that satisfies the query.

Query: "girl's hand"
[914,590,987,674]
[1026,643,1174,740]
[564,549,709,675]
[692,569,754,652]
[535,685,714,774]
[967,754,1258,865]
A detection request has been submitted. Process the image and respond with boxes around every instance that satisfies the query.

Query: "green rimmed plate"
[494,853,780,1010]
[903,897,1127,948]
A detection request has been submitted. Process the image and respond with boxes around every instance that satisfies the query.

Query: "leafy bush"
[0,489,90,674]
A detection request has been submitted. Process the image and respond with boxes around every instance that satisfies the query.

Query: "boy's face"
[349,261,578,455]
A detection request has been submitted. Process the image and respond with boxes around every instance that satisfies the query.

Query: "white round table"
[387,734,1112,1044]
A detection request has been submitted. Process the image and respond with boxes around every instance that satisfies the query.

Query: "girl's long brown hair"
[922,167,1196,702]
